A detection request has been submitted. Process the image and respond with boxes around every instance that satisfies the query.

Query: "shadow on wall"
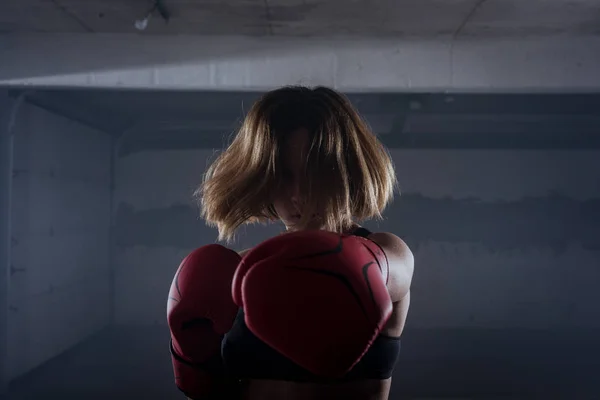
[115,192,600,253]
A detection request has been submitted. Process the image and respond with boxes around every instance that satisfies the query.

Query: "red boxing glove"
[232,230,392,378]
[167,244,241,399]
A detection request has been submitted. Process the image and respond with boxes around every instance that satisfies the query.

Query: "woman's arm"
[368,232,414,302]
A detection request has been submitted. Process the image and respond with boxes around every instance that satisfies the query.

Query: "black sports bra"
[221,227,401,381]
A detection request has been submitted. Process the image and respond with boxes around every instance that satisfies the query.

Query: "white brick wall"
[7,102,112,379]
[113,148,600,329]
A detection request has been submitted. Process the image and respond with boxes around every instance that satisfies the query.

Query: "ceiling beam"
[405,94,600,116]
[118,129,600,157]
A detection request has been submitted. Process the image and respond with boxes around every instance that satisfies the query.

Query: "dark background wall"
[6,99,112,380]
[4,90,600,398]
[113,148,600,330]
[112,146,600,397]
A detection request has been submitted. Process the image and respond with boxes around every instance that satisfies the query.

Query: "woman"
[167,86,414,400]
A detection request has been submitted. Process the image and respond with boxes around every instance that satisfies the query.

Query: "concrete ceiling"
[3,0,600,37]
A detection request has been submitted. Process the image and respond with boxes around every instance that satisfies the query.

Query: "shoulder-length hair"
[197,86,397,242]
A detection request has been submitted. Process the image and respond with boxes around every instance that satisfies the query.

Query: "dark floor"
[8,327,600,399]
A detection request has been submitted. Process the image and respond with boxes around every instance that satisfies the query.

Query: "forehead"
[283,128,309,151]
[281,129,310,169]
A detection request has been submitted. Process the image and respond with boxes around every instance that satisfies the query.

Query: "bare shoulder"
[237,248,252,257]
[367,232,414,302]
[367,232,413,261]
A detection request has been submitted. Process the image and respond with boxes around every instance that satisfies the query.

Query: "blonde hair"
[197,86,397,242]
